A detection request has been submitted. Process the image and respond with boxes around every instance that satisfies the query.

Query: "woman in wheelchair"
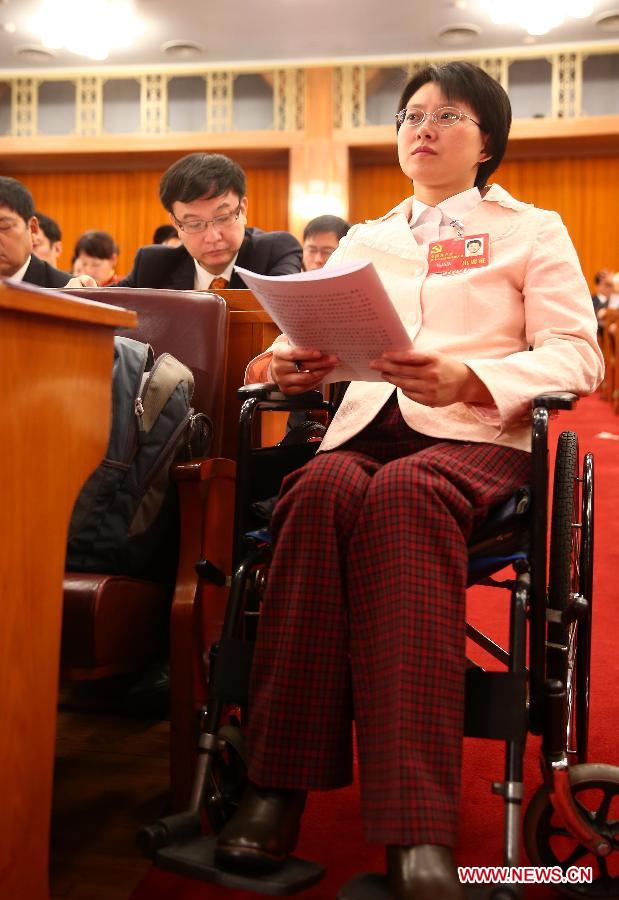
[214,62,603,898]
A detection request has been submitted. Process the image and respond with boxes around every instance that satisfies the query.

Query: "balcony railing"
[0,41,618,140]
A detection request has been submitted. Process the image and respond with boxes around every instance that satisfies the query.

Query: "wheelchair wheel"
[204,723,248,833]
[547,431,590,764]
[523,763,619,897]
[576,452,594,762]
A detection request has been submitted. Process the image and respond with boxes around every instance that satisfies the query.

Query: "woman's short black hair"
[159,152,247,212]
[396,61,512,189]
[74,229,118,260]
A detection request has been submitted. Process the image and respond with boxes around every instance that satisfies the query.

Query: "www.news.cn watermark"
[458,866,593,885]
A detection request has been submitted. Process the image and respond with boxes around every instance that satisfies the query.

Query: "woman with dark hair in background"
[73,229,121,286]
[214,62,602,898]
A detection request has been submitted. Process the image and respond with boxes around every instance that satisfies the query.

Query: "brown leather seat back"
[66,288,228,453]
[60,288,230,680]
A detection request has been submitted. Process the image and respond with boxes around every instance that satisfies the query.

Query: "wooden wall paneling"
[348,160,410,225]
[493,156,619,286]
[245,165,290,234]
[13,132,619,291]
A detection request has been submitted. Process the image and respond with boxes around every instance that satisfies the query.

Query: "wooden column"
[0,281,136,900]
[288,67,349,239]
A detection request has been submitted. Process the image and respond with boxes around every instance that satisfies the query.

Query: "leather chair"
[60,288,234,806]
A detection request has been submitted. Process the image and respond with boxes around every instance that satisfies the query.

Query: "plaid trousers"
[247,395,531,846]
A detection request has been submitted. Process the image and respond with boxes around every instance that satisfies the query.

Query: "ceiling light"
[15,43,57,62]
[479,0,593,35]
[438,24,481,44]
[161,40,203,60]
[595,9,619,30]
[28,0,146,61]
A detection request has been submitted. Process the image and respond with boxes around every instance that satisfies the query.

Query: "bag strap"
[139,354,194,434]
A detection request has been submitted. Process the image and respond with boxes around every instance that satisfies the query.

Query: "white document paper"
[235,260,412,383]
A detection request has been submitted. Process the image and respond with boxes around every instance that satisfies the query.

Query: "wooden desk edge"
[0,281,137,328]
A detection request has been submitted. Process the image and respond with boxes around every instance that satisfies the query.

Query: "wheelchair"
[139,383,619,899]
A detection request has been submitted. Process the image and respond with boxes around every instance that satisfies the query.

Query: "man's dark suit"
[23,254,71,289]
[118,227,302,289]
[592,293,608,317]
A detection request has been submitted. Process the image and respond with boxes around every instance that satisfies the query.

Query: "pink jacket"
[246,185,603,453]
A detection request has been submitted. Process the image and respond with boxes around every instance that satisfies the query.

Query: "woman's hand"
[271,343,338,395]
[64,275,98,288]
[370,349,493,407]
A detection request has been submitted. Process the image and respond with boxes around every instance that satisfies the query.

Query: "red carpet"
[131,392,619,900]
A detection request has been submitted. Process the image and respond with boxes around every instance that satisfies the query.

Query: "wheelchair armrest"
[238,383,326,410]
[532,392,578,411]
[238,382,282,401]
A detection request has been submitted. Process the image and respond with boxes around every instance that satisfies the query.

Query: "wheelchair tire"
[548,431,580,615]
[547,431,590,764]
[576,453,594,763]
[204,724,248,833]
[523,763,619,897]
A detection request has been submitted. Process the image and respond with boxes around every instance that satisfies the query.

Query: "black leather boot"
[386,844,466,899]
[214,782,307,873]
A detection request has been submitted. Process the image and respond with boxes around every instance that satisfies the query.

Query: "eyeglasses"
[173,202,242,235]
[395,106,481,129]
[304,245,336,258]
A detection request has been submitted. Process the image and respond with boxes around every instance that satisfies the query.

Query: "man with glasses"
[302,214,350,271]
[118,152,302,290]
[0,177,71,287]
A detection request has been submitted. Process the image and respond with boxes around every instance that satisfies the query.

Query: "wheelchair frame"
[139,385,618,899]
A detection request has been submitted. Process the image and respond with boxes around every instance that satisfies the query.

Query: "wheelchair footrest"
[337,873,521,899]
[154,835,325,896]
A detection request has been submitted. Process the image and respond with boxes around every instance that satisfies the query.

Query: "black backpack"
[66,336,212,582]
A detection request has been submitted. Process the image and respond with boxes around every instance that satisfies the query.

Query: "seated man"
[152,223,181,247]
[591,269,614,322]
[0,178,71,287]
[302,214,350,271]
[118,153,303,290]
[32,211,63,268]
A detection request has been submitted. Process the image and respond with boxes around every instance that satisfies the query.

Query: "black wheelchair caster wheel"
[205,724,248,832]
